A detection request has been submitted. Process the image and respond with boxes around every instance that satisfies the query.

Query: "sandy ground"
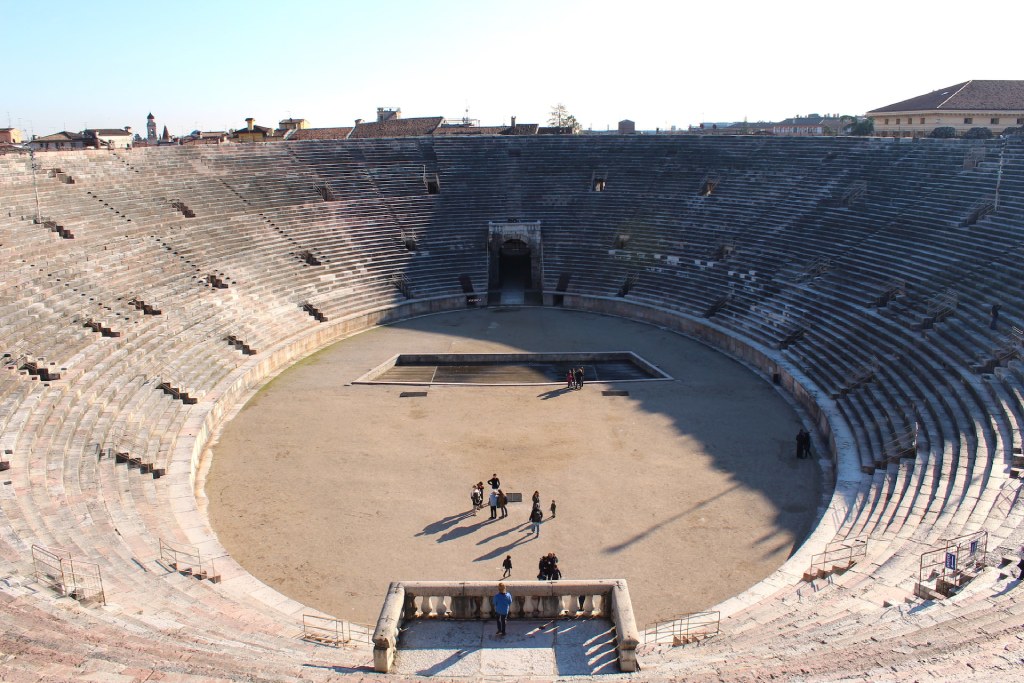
[205,308,822,628]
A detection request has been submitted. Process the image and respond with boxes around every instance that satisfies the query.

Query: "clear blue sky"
[3,0,1021,138]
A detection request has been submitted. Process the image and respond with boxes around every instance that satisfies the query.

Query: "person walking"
[530,505,543,537]
[502,555,512,578]
[489,489,498,520]
[550,499,557,519]
[493,583,512,636]
[498,489,508,518]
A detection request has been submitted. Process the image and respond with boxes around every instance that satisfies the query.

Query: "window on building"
[991,118,1000,125]
[895,118,901,125]
[964,117,973,124]
[1018,117,1024,125]
[884,118,890,125]
[920,118,925,124]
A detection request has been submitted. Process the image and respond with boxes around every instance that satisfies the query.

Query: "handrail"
[645,610,720,645]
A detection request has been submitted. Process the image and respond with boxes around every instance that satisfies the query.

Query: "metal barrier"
[915,530,988,599]
[31,544,105,605]
[159,539,220,582]
[301,614,371,646]
[805,536,868,580]
[645,611,720,645]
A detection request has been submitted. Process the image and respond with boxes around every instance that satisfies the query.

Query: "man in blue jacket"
[493,583,513,636]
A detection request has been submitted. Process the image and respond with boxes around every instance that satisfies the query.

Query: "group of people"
[490,551,564,637]
[565,366,586,390]
[471,474,508,519]
[796,428,812,459]
[526,490,555,536]
[538,552,561,580]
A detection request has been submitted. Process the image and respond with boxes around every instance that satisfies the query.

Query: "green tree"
[850,118,874,136]
[548,103,582,134]
[930,126,956,138]
[964,126,993,139]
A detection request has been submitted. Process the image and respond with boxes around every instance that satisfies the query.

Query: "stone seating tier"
[1,136,1023,681]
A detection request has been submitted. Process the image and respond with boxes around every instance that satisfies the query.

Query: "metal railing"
[301,614,371,646]
[915,530,988,599]
[159,538,219,582]
[806,537,867,579]
[645,610,720,645]
[31,544,105,605]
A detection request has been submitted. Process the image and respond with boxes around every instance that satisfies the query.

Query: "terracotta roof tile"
[349,116,443,138]
[290,127,353,141]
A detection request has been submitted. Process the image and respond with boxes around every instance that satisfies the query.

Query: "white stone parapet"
[371,579,639,673]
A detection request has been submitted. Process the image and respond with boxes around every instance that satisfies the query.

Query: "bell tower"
[146,113,157,142]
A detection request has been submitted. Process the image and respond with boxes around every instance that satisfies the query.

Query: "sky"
[3,0,1022,138]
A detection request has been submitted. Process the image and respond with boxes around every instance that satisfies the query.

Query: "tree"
[964,126,993,139]
[930,126,956,138]
[548,103,582,134]
[849,118,874,136]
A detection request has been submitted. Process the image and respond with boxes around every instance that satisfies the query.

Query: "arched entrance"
[487,221,543,306]
[498,238,532,304]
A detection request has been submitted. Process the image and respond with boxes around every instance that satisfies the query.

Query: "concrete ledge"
[371,579,639,673]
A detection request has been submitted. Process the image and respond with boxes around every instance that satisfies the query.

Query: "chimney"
[510,116,516,130]
[124,126,131,133]
[354,119,363,126]
[245,117,255,132]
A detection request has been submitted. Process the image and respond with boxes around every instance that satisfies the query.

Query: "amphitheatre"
[1,133,1024,681]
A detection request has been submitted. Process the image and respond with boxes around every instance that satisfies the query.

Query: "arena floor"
[203,307,823,628]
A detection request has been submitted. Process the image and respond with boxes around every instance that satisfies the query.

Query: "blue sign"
[945,552,957,571]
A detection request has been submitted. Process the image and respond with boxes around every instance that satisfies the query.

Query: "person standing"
[566,369,575,390]
[532,490,541,507]
[493,583,512,636]
[991,303,1002,330]
[471,484,481,515]
[488,473,500,491]
[498,489,508,518]
[796,429,808,459]
[502,555,512,578]
[489,489,498,520]
[550,499,557,519]
[574,366,584,390]
[530,505,543,537]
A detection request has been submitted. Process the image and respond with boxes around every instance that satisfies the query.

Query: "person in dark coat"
[502,555,512,578]
[497,489,508,518]
[574,366,584,390]
[796,428,811,459]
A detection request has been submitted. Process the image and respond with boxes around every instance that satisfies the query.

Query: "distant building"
[434,116,538,136]
[0,128,24,144]
[349,108,443,138]
[233,118,279,143]
[770,115,849,136]
[28,131,87,151]
[618,120,635,135]
[146,113,157,143]
[868,80,1024,138]
[278,118,309,132]
[84,128,134,149]
[180,131,230,146]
